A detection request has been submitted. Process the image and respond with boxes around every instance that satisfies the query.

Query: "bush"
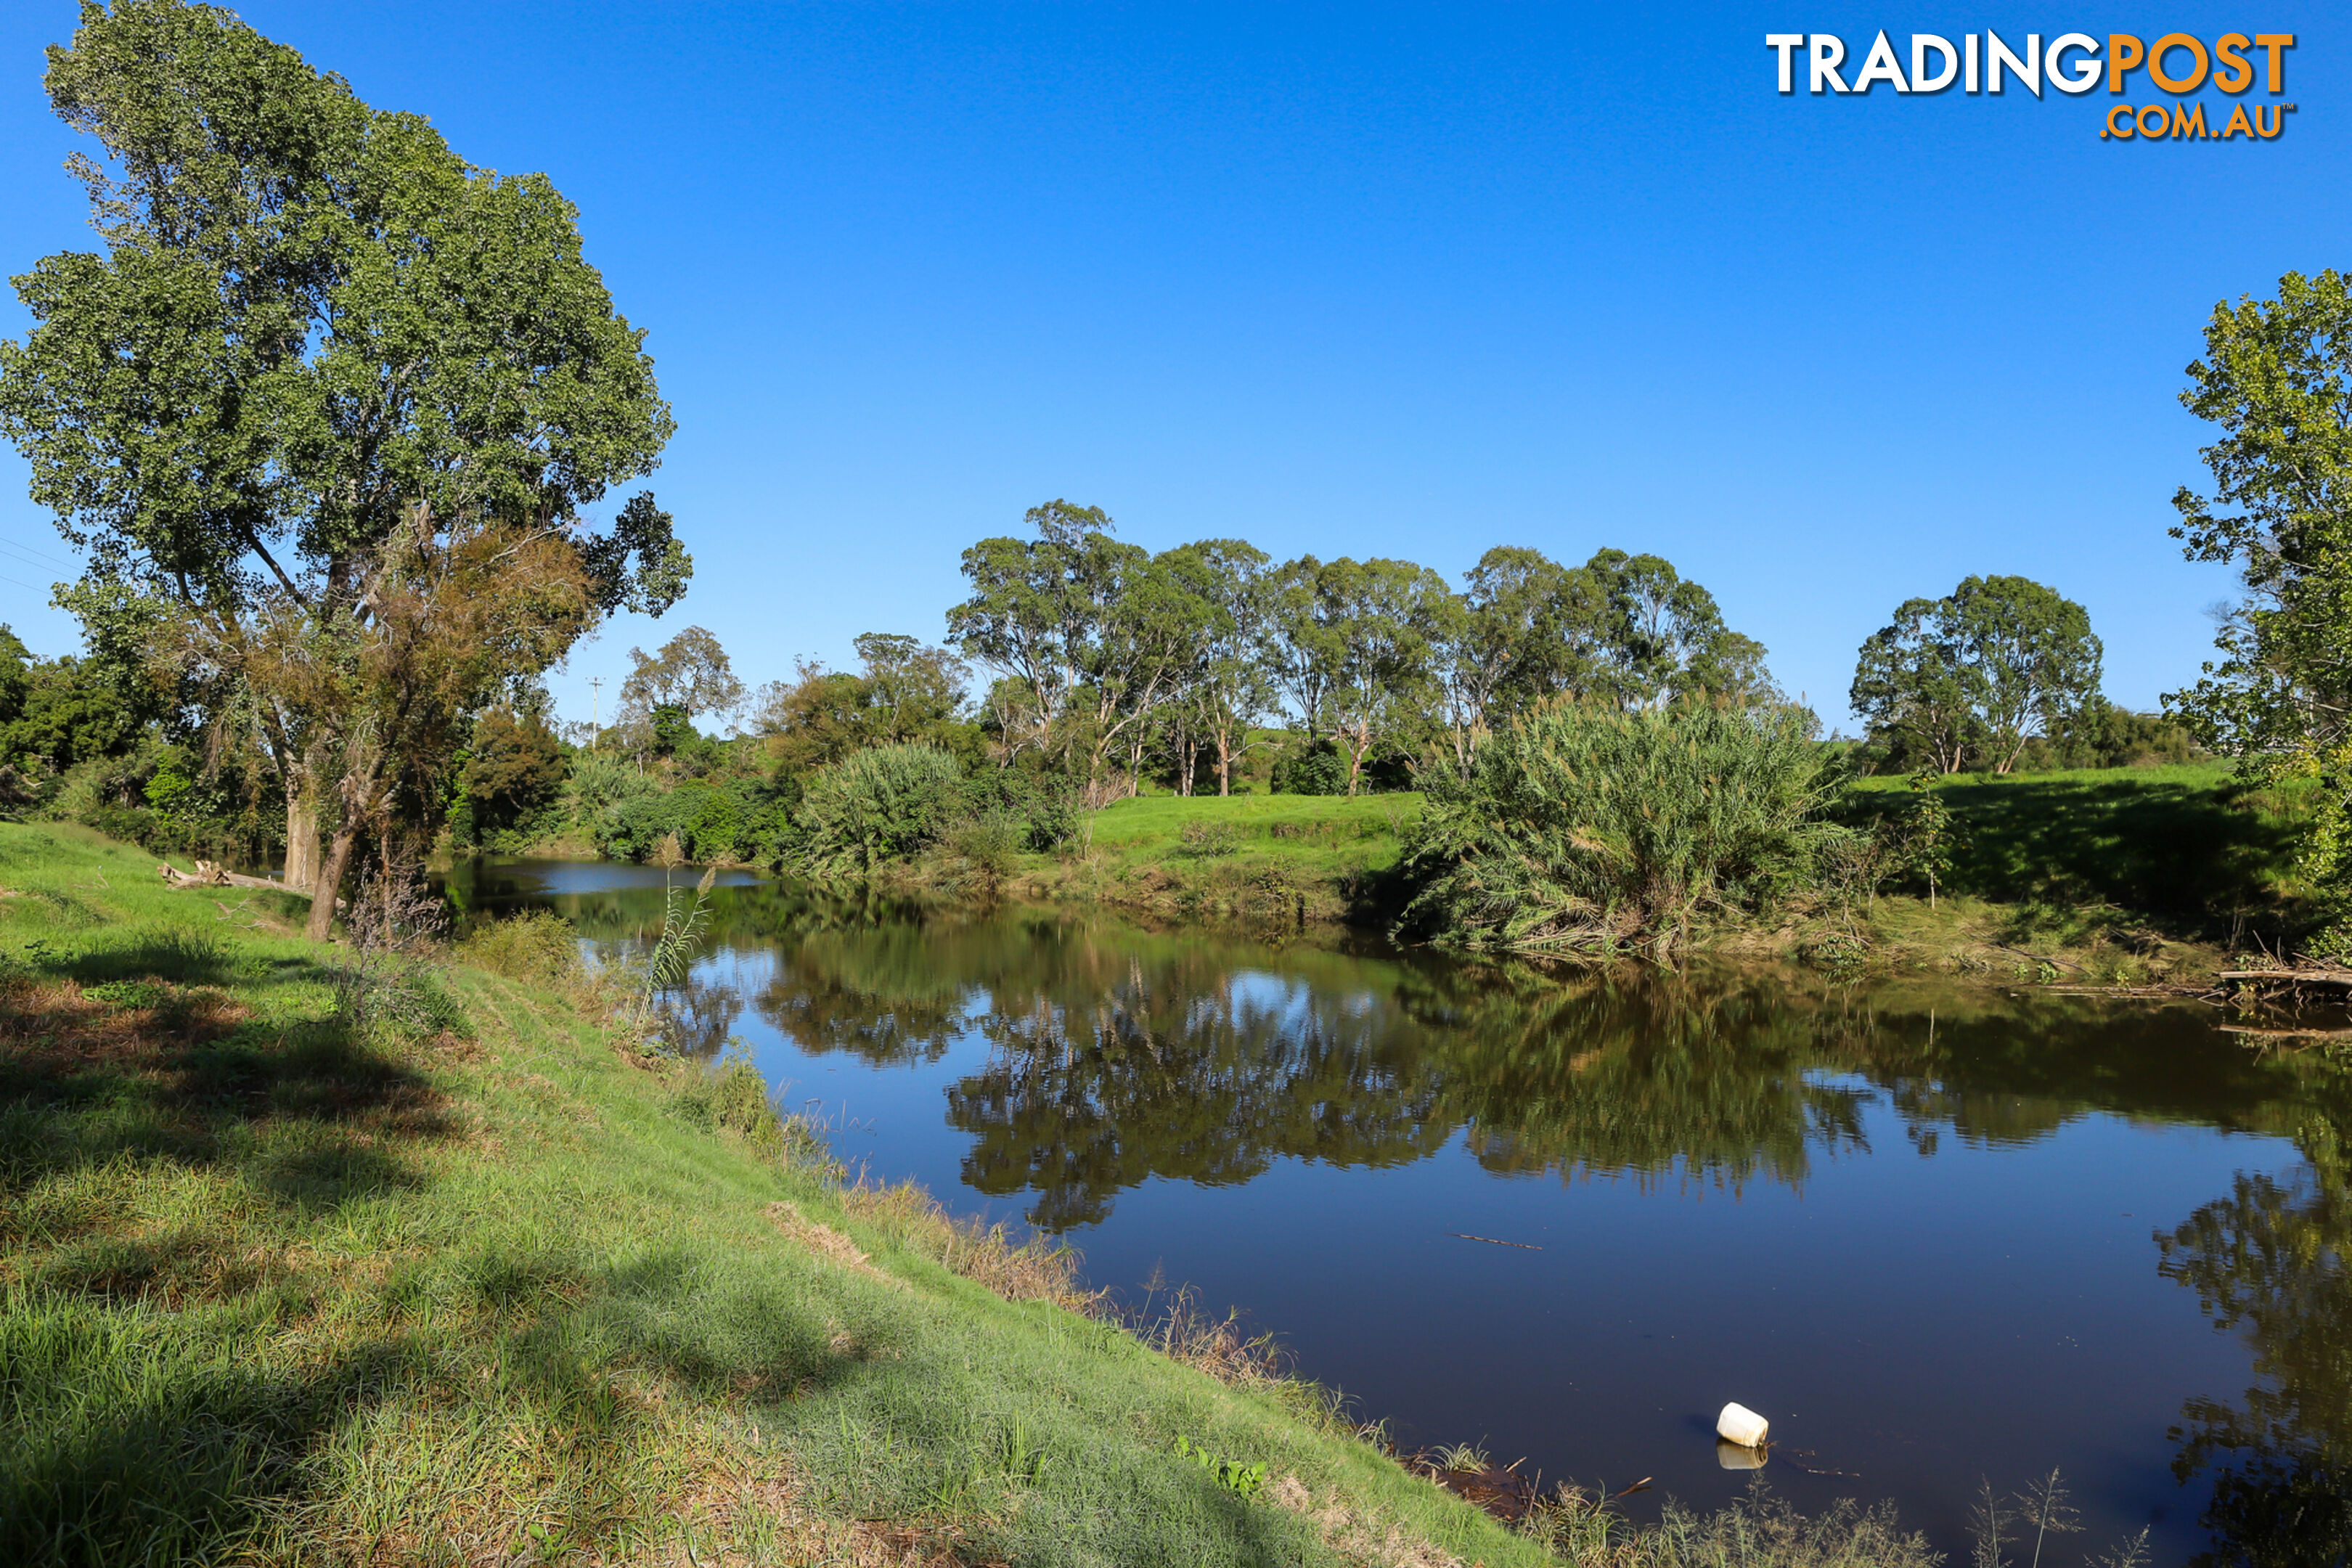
[787,743,963,875]
[955,767,1081,852]
[330,953,468,1045]
[944,812,1025,882]
[1397,699,1829,954]
[454,910,581,986]
[1271,738,1347,796]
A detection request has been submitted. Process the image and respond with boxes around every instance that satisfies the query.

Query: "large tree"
[1269,555,1453,796]
[618,624,743,753]
[1159,539,1276,796]
[1851,576,2102,775]
[945,501,1206,791]
[2166,269,2352,950]
[0,0,687,936]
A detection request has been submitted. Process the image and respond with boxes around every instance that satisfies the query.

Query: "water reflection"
[2158,1054,2352,1567]
[446,859,2352,1563]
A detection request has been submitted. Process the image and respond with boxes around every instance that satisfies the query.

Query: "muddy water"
[449,859,2352,1565]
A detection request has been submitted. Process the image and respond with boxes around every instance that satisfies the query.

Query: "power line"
[0,531,73,569]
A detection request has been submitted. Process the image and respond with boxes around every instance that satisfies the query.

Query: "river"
[446,857,2352,1566]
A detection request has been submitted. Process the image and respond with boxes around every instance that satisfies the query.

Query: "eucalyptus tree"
[1851,576,2101,775]
[946,499,1141,772]
[1587,549,1775,709]
[1159,539,1276,796]
[2166,269,2352,950]
[1850,600,1976,772]
[947,501,1217,791]
[618,624,745,749]
[1270,555,1453,796]
[0,0,686,934]
[1440,547,1575,752]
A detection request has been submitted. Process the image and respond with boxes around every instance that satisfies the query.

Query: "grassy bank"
[0,822,1571,1567]
[977,762,2296,981]
[998,792,1421,926]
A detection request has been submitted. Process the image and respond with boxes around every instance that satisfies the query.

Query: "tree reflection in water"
[454,865,2352,1561]
[2157,1056,2352,1568]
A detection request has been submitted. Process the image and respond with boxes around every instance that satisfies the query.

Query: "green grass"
[0,822,1556,1567]
[1026,793,1423,923]
[1850,760,2310,940]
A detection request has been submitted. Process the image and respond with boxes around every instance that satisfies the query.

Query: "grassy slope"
[1012,793,1422,925]
[0,822,1548,1568]
[1850,759,2307,926]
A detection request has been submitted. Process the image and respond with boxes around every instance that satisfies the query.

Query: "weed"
[1174,1434,1266,1500]
[1434,1440,1490,1474]
[1177,820,1243,857]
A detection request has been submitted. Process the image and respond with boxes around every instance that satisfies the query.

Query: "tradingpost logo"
[1765,30,2298,139]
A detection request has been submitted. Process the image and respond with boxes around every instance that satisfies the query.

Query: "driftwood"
[2219,1024,2352,1042]
[2220,968,2352,990]
[158,860,314,898]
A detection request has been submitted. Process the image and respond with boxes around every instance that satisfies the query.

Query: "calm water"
[448,859,2352,1566]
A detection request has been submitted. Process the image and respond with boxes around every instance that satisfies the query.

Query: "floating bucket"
[1716,1437,1768,1470]
[1715,1402,1770,1447]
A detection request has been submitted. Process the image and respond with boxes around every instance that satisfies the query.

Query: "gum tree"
[1852,576,2102,775]
[0,0,687,935]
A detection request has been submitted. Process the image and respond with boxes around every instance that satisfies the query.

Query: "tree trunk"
[306,827,358,942]
[284,789,321,891]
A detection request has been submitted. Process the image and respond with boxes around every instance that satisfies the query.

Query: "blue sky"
[0,3,2342,730]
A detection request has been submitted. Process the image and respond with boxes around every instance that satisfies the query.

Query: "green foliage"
[592,775,783,864]
[459,706,568,848]
[1850,761,2307,938]
[1172,1434,1265,1501]
[1176,820,1242,857]
[2166,269,2352,953]
[754,635,979,774]
[619,626,743,746]
[1397,700,1829,953]
[0,626,144,780]
[788,743,965,875]
[453,910,581,987]
[0,0,684,934]
[1851,576,2104,775]
[1818,775,1961,911]
[1271,735,1351,796]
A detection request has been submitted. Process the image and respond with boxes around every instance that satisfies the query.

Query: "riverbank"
[4,822,1961,1567]
[944,762,2288,984]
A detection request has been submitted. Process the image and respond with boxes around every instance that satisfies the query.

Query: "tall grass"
[1398,700,1829,955]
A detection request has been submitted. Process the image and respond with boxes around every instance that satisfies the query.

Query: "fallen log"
[158,859,313,898]
[2220,968,2352,989]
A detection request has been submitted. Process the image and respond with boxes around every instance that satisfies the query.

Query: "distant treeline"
[1,498,2191,890]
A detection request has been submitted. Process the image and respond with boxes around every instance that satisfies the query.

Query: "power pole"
[588,676,604,750]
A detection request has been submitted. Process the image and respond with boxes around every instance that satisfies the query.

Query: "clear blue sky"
[1,3,2342,730]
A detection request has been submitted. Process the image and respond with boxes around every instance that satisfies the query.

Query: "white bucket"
[1715,1402,1770,1447]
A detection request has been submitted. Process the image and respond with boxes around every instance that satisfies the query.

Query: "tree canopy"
[0,0,687,932]
[1851,576,2103,775]
[2165,269,2352,952]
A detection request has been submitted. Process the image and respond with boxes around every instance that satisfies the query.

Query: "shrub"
[454,910,581,986]
[1396,699,1829,954]
[788,743,963,875]
[1272,738,1347,796]
[944,812,1025,882]
[1177,820,1242,857]
[955,767,1082,852]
